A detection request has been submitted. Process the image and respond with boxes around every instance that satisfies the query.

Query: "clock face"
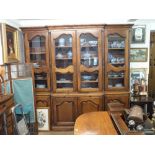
[135,28,143,41]
[132,26,145,43]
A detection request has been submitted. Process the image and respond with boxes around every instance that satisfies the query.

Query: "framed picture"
[36,107,50,131]
[130,48,148,62]
[131,25,146,44]
[130,68,148,95]
[1,24,19,63]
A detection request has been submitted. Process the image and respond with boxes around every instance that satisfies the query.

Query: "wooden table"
[74,111,117,135]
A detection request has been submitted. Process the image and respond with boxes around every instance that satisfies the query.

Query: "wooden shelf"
[108,48,125,50]
[57,81,73,83]
[55,46,72,48]
[108,77,124,79]
[30,52,46,54]
[56,58,72,60]
[81,80,98,83]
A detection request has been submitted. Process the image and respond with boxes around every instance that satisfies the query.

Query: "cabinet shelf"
[108,77,124,79]
[56,58,72,60]
[108,48,125,50]
[56,46,72,48]
[81,80,98,83]
[35,79,47,81]
[30,52,46,54]
[81,45,98,48]
[110,63,125,65]
[57,81,73,83]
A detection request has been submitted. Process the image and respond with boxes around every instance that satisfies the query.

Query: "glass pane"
[55,34,73,68]
[108,34,125,48]
[81,71,98,88]
[80,33,98,68]
[29,36,46,66]
[108,71,125,88]
[108,50,125,67]
[56,73,73,88]
[35,72,47,89]
[108,34,125,67]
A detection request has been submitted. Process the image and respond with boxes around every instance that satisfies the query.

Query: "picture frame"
[1,24,19,63]
[131,25,146,44]
[130,48,148,62]
[36,107,50,131]
[130,68,148,95]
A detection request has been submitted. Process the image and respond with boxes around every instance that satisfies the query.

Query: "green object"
[12,78,35,123]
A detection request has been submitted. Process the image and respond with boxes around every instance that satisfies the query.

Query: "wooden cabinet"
[51,30,77,93]
[78,96,103,115]
[105,93,129,110]
[0,94,14,135]
[22,25,132,131]
[77,29,103,92]
[52,97,77,130]
[23,29,50,92]
[51,29,103,93]
[35,95,50,107]
[104,26,130,91]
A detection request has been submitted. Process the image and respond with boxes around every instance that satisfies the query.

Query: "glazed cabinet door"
[24,31,50,92]
[52,97,77,128]
[78,97,102,115]
[24,31,49,67]
[77,29,103,92]
[104,29,129,91]
[33,67,50,91]
[51,31,77,93]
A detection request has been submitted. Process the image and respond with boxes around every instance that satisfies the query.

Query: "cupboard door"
[78,97,102,115]
[52,97,77,127]
[35,95,50,107]
[77,29,103,92]
[51,31,77,93]
[25,31,49,67]
[105,93,129,110]
[33,67,50,91]
[105,29,129,91]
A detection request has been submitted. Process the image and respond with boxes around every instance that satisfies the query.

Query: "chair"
[11,104,30,135]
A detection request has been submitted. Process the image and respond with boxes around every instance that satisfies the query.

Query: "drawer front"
[36,95,51,107]
[105,94,129,110]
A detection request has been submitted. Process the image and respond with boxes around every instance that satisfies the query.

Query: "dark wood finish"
[52,97,77,130]
[78,96,103,115]
[0,94,14,135]
[74,111,117,135]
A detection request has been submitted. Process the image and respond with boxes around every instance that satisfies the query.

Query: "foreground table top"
[74,111,117,135]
